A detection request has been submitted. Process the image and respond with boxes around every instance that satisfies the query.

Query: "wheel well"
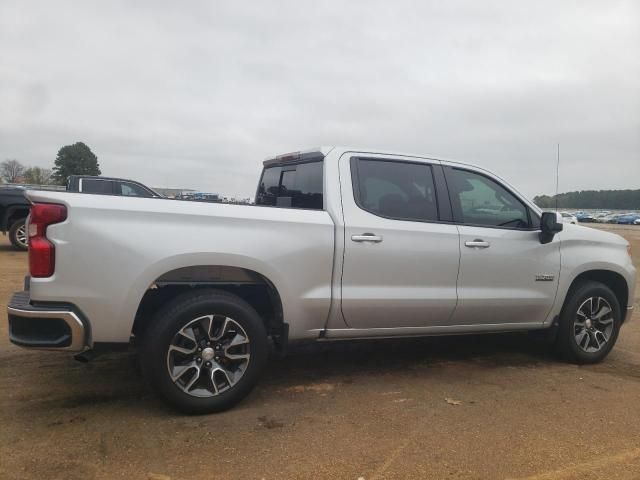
[568,270,629,321]
[132,266,284,341]
[6,207,29,229]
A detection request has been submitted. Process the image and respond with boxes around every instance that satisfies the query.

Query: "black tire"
[140,289,268,414]
[8,218,28,251]
[555,281,621,364]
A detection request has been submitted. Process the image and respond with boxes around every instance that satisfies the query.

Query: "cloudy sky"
[1,0,638,198]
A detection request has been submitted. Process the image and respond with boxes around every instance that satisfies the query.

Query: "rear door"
[444,165,560,326]
[340,154,460,329]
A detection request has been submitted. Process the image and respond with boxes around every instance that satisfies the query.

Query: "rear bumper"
[7,291,91,352]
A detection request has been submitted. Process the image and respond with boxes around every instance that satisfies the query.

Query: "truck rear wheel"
[555,281,621,364]
[9,218,28,251]
[140,289,268,414]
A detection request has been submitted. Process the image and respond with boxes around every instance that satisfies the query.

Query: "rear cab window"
[118,182,153,197]
[255,160,323,210]
[81,179,114,194]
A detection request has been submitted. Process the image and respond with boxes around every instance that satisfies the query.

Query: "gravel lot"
[1,225,639,480]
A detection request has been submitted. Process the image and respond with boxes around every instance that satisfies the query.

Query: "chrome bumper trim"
[7,305,89,352]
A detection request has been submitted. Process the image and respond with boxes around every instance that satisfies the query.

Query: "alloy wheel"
[573,296,614,353]
[166,314,250,397]
[16,223,27,249]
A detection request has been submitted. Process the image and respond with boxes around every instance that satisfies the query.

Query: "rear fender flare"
[119,252,288,335]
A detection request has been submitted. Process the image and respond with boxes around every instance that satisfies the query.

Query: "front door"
[444,166,560,326]
[340,154,460,329]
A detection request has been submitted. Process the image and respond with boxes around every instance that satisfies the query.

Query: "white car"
[7,146,637,413]
[560,212,578,224]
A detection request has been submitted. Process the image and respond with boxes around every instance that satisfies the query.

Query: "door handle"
[464,239,490,248]
[351,233,383,243]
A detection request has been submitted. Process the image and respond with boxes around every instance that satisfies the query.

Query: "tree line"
[534,190,640,210]
[1,142,101,186]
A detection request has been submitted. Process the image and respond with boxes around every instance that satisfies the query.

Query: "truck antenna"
[555,143,560,212]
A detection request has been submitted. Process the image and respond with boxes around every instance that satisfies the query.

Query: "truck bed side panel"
[25,191,335,342]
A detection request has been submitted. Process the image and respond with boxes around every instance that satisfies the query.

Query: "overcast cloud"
[1,0,638,198]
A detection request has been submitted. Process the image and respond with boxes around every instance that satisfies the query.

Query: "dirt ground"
[0,225,639,480]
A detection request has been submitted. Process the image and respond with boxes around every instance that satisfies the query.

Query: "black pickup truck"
[66,175,162,197]
[0,187,31,250]
[1,176,161,250]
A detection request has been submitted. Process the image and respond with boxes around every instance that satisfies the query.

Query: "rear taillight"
[28,203,67,278]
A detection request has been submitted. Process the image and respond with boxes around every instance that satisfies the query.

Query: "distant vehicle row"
[559,211,640,225]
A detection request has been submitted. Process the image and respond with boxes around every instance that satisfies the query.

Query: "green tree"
[23,166,53,185]
[534,190,640,210]
[52,142,101,185]
[1,159,25,183]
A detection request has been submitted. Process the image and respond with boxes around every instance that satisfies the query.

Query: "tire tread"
[140,288,268,414]
[555,280,620,364]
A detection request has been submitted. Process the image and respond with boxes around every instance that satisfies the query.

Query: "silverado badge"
[535,274,555,282]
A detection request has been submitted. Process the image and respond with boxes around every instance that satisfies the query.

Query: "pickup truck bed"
[22,189,335,343]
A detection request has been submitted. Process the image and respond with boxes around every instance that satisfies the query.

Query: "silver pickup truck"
[7,147,636,413]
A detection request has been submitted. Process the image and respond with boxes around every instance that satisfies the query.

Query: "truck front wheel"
[141,289,268,413]
[9,218,28,251]
[555,281,621,364]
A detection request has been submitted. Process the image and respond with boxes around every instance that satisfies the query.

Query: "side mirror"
[540,211,563,244]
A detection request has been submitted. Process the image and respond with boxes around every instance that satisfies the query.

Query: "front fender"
[547,232,636,323]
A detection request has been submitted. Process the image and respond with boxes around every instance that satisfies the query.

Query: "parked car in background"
[635,218,640,225]
[617,214,640,225]
[597,213,621,224]
[593,212,611,222]
[67,175,162,198]
[560,212,578,224]
[1,176,161,251]
[0,187,31,250]
[181,192,221,203]
[7,146,636,413]
[574,212,596,223]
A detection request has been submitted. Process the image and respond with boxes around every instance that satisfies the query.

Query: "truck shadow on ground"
[264,332,554,386]
[0,244,24,253]
[12,331,555,415]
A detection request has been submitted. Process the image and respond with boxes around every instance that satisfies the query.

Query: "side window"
[255,161,323,209]
[278,170,296,207]
[119,182,151,197]
[529,209,541,229]
[81,179,113,194]
[352,158,439,222]
[291,161,323,209]
[256,166,282,206]
[447,168,530,228]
